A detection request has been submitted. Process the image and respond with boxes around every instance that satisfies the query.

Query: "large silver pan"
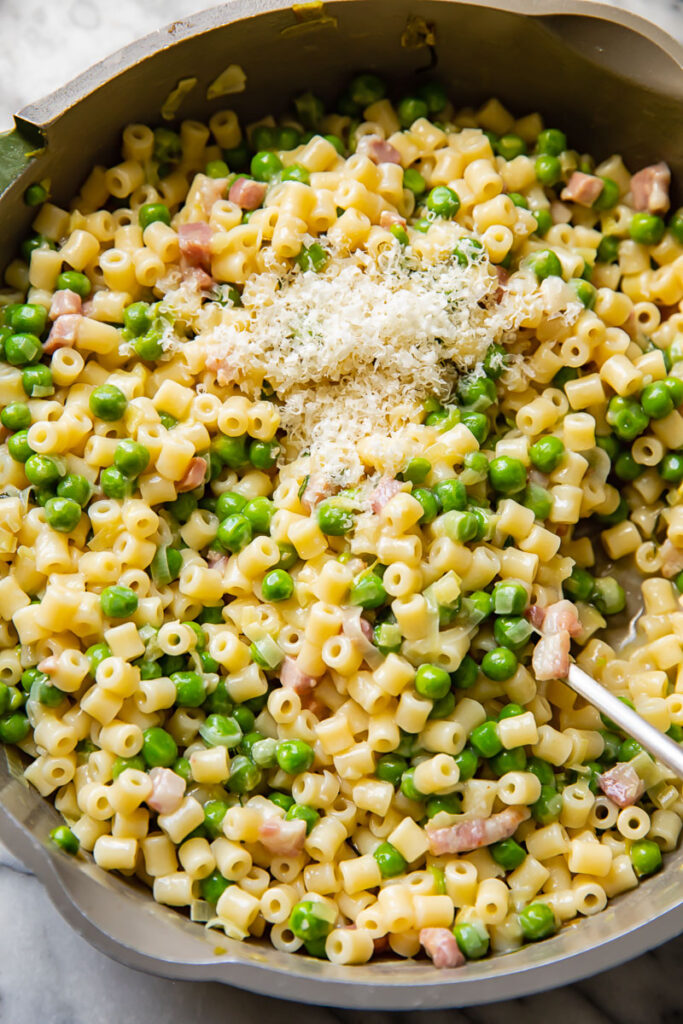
[0,0,681,1008]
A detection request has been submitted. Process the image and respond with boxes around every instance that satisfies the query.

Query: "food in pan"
[0,74,682,968]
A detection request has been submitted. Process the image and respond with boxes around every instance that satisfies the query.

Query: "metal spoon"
[567,663,683,780]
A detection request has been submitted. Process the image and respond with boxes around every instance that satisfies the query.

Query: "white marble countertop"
[1,1,682,1021]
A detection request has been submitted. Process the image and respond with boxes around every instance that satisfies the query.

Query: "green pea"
[591,576,626,616]
[276,738,315,774]
[660,452,683,483]
[495,134,527,160]
[641,381,674,420]
[200,869,232,904]
[665,376,683,406]
[281,163,310,186]
[396,95,428,128]
[399,458,430,486]
[139,660,162,680]
[527,756,555,788]
[296,242,328,272]
[493,615,532,651]
[570,278,597,309]
[532,784,563,824]
[400,766,426,801]
[469,719,502,758]
[348,73,386,107]
[451,656,478,691]
[10,303,48,337]
[629,212,665,246]
[5,332,42,366]
[122,301,152,337]
[563,565,594,602]
[261,568,294,602]
[426,793,462,818]
[222,141,250,172]
[150,545,182,586]
[460,410,489,445]
[323,134,345,156]
[111,755,146,780]
[198,780,230,818]
[481,344,507,380]
[403,168,426,196]
[44,496,81,533]
[507,192,528,209]
[242,496,274,534]
[594,495,629,528]
[491,837,526,870]
[57,473,91,506]
[415,80,448,113]
[49,825,80,855]
[141,726,178,768]
[268,790,295,812]
[85,642,112,677]
[448,749,477,784]
[594,237,619,268]
[481,647,518,681]
[197,606,224,626]
[349,572,386,609]
[89,384,127,421]
[1,402,31,431]
[488,456,527,496]
[525,248,563,281]
[100,466,134,500]
[21,364,53,398]
[592,177,619,211]
[519,902,556,940]
[153,127,181,166]
[618,737,643,762]
[606,396,648,442]
[535,154,562,186]
[458,374,497,411]
[55,270,91,298]
[598,730,621,764]
[217,513,252,553]
[0,711,29,744]
[415,663,451,701]
[426,186,460,218]
[536,128,567,156]
[198,713,243,750]
[434,478,467,512]
[668,207,683,245]
[25,182,49,206]
[24,454,62,488]
[215,491,246,521]
[114,439,150,477]
[170,671,206,708]
[289,899,335,943]
[317,499,354,536]
[523,483,553,521]
[491,746,527,776]
[134,324,164,361]
[100,585,138,618]
[292,91,324,131]
[412,487,440,524]
[373,840,407,878]
[227,754,262,794]
[454,921,489,960]
[614,451,643,482]
[372,620,402,655]
[285,804,320,834]
[251,151,282,182]
[375,753,408,786]
[532,208,553,237]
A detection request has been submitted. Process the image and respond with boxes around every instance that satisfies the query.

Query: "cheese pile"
[200,236,511,482]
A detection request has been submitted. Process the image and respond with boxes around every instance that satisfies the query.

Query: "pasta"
[0,72,682,972]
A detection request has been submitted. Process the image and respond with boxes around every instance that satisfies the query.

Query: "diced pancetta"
[205,349,238,387]
[44,314,82,353]
[419,928,465,969]
[598,762,645,808]
[630,162,671,215]
[532,631,571,681]
[258,816,307,856]
[379,210,406,230]
[178,222,213,269]
[527,604,546,631]
[37,656,58,675]
[229,177,268,211]
[542,599,582,637]
[426,806,530,855]
[357,135,402,165]
[301,474,335,512]
[341,607,383,670]
[494,264,509,302]
[561,172,604,207]
[370,476,402,514]
[147,767,186,815]
[176,457,207,492]
[183,266,214,292]
[49,289,82,320]
[280,656,316,694]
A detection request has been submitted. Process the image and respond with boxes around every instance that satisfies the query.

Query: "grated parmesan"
[191,233,581,483]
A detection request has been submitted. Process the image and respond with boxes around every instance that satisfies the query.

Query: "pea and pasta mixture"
[1,74,683,969]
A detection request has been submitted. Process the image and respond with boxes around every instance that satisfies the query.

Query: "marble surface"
[1,1,682,1021]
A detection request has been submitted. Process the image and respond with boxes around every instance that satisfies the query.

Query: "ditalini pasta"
[1,74,682,969]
